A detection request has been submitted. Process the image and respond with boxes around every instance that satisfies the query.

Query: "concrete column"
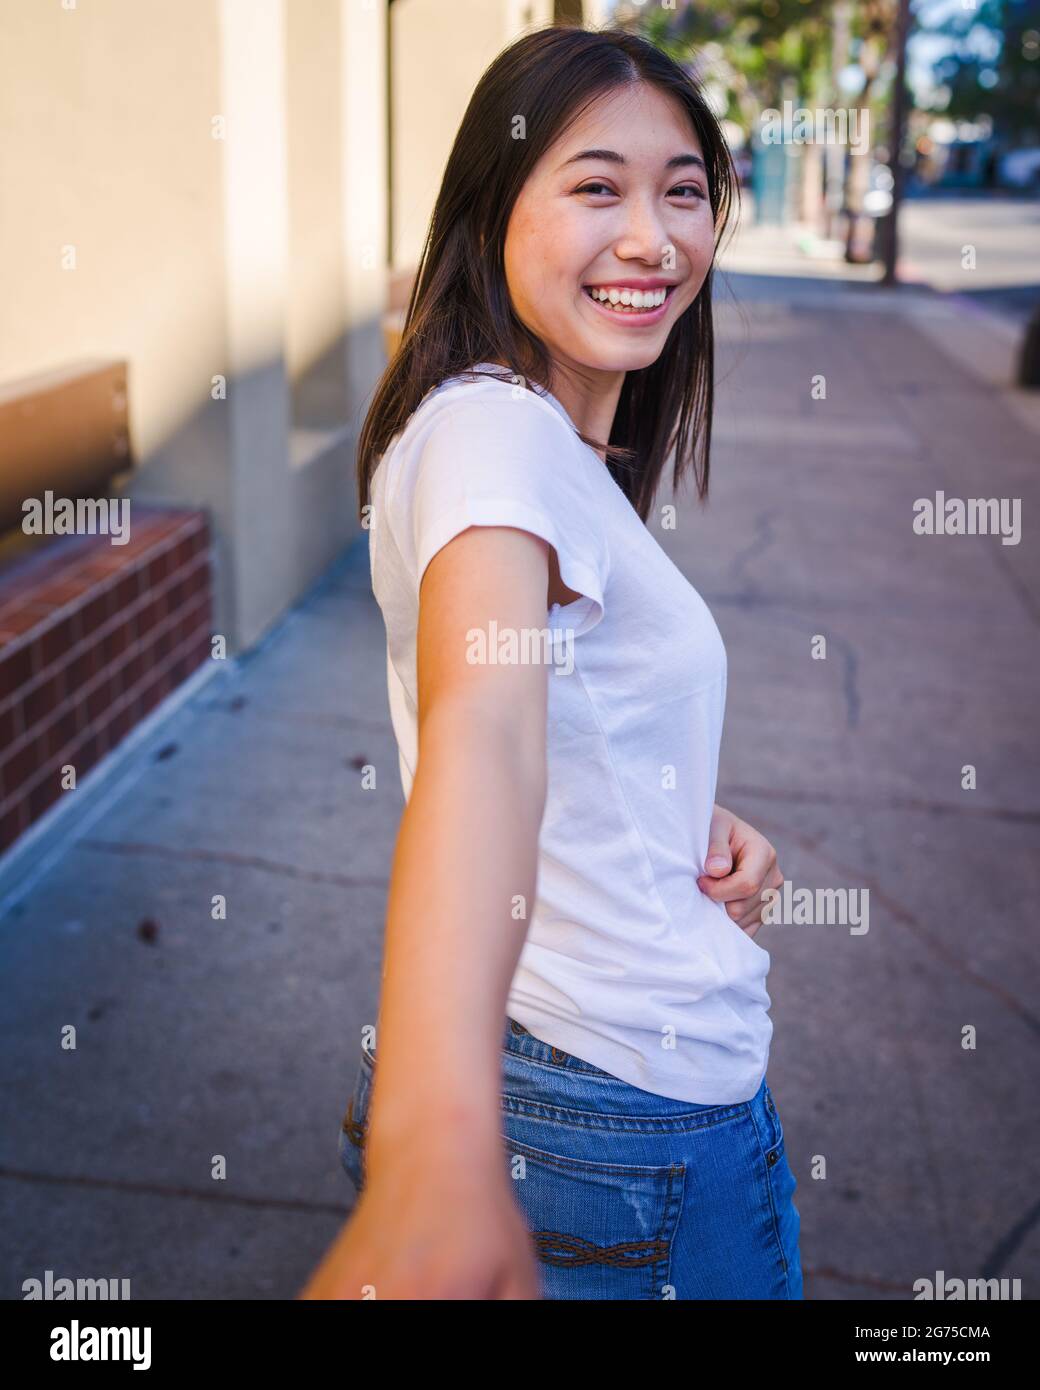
[341,0,390,436]
[218,0,294,649]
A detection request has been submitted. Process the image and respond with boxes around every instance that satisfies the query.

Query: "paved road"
[898,193,1040,327]
[1,270,1038,1301]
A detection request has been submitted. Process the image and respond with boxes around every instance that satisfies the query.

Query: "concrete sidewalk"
[2,270,1038,1301]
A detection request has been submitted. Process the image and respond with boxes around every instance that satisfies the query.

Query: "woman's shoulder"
[372,363,611,610]
[373,361,604,559]
[410,363,573,439]
[379,364,578,493]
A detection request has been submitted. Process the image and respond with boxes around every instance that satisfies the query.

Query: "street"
[2,238,1038,1301]
[898,192,1040,326]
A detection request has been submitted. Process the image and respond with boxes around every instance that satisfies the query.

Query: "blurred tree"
[922,0,1040,144]
[842,0,897,261]
[623,0,913,261]
[629,0,835,131]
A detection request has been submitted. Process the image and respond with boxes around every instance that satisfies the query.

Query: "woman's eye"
[575,181,707,202]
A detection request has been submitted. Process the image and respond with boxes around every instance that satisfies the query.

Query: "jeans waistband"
[502,1016,613,1077]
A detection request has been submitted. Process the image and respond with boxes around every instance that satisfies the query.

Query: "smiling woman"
[301,23,799,1304]
[356,28,737,524]
[504,98,719,382]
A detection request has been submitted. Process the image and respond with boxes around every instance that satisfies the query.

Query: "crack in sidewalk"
[0,1165,348,1216]
[79,838,389,890]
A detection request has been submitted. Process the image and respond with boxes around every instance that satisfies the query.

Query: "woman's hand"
[298,1146,541,1301]
[696,803,783,939]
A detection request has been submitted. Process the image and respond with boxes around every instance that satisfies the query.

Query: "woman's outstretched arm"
[300,522,554,1300]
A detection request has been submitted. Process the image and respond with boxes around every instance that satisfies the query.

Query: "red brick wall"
[0,508,212,854]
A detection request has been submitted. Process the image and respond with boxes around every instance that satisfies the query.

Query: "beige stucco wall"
[0,0,388,649]
[0,0,231,504]
[287,0,351,428]
[390,0,557,271]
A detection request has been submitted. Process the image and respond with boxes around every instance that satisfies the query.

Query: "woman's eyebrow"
[557,148,706,173]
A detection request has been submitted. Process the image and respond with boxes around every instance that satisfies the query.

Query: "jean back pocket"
[503,1134,685,1300]
[338,1048,374,1193]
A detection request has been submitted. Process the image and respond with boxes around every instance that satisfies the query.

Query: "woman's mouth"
[581,283,676,325]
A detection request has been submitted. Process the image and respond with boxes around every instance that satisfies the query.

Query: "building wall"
[390,0,556,271]
[0,0,388,651]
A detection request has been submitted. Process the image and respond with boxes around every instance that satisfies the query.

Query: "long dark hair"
[356,24,738,524]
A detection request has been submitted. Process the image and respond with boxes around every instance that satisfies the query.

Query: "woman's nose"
[612,198,669,263]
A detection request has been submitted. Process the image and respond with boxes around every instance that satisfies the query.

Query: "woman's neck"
[547,366,622,458]
[479,357,620,460]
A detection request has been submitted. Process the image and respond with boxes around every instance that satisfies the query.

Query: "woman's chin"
[575,342,665,374]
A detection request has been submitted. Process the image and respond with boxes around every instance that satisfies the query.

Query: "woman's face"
[502,82,718,381]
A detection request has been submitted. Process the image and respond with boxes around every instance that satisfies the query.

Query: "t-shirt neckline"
[464,361,579,435]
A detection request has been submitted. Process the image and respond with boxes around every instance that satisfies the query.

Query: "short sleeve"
[386,382,609,636]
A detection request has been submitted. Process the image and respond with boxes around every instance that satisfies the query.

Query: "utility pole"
[879,0,913,286]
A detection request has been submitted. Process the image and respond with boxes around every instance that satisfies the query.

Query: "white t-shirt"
[368,362,772,1104]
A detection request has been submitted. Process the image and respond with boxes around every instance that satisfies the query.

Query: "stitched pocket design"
[503,1134,685,1300]
[338,1051,374,1193]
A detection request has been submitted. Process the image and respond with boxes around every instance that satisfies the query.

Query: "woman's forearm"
[364,696,547,1171]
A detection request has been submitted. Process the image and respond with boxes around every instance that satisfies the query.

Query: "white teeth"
[586,286,668,313]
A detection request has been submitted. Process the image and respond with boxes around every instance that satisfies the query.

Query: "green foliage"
[920,0,1040,140]
[629,1,902,134]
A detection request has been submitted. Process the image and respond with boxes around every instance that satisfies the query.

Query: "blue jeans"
[338,1017,803,1300]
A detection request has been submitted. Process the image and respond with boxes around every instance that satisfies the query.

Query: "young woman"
[301,24,802,1301]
